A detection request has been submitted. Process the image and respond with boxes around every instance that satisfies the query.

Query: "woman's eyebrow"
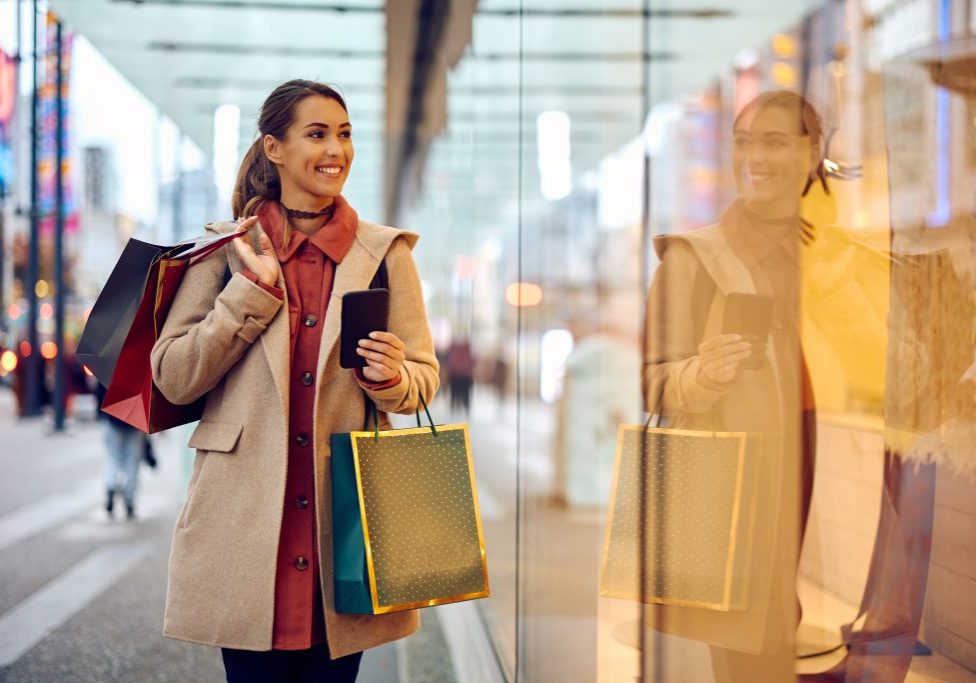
[303,121,352,129]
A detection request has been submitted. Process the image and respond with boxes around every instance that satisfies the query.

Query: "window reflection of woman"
[642,91,823,683]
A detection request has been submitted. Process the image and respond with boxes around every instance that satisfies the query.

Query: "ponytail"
[232,138,280,219]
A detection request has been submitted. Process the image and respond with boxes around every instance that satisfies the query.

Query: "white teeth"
[317,167,342,176]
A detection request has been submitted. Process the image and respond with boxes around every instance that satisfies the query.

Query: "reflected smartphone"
[340,288,390,369]
[721,293,773,370]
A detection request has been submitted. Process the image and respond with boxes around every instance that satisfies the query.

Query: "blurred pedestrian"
[446,338,474,415]
[93,381,143,520]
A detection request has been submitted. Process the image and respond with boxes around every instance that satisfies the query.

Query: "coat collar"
[652,207,755,296]
[256,196,358,264]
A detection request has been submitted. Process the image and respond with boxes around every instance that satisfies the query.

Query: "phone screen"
[721,293,773,369]
[340,289,390,369]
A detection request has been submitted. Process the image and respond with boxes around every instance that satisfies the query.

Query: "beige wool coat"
[150,218,439,658]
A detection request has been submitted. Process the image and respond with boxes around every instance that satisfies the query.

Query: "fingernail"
[369,332,378,339]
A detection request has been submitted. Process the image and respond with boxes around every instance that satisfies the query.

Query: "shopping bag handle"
[644,380,666,431]
[157,230,248,267]
[362,392,438,441]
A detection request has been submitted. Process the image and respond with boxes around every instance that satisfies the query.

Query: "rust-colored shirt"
[243,196,395,650]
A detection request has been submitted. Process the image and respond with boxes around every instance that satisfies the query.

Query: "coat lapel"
[259,253,290,416]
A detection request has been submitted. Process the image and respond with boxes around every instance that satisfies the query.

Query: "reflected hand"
[357,331,406,383]
[232,216,278,286]
[697,334,752,386]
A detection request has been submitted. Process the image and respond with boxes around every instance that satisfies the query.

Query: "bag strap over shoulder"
[369,259,389,290]
[361,257,393,432]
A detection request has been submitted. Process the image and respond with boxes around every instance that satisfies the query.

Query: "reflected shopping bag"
[599,422,774,654]
[330,398,490,614]
[78,230,242,433]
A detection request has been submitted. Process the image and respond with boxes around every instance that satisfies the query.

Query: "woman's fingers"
[365,359,397,377]
[357,338,405,357]
[700,343,753,384]
[365,331,405,350]
[698,333,742,353]
[232,235,254,260]
[357,334,405,379]
[235,215,260,231]
[361,361,395,381]
[701,341,752,365]
[257,231,274,256]
[230,227,277,285]
[356,344,404,369]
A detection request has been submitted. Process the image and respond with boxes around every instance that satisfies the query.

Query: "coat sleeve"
[642,239,734,416]
[360,237,440,414]
[150,228,284,406]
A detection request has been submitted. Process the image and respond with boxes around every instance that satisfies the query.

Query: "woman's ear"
[263,134,282,166]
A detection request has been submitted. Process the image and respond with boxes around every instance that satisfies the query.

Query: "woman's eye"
[309,131,323,139]
[340,131,352,139]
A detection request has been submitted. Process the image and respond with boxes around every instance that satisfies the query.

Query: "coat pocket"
[187,420,244,453]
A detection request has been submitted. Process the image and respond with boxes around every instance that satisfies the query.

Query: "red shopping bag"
[83,230,243,433]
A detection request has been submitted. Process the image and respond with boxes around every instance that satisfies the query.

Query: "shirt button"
[296,495,309,509]
[295,557,308,571]
[300,371,314,386]
[295,432,310,447]
[303,314,318,327]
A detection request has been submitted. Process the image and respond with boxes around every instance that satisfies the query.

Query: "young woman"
[150,79,439,682]
[642,90,823,682]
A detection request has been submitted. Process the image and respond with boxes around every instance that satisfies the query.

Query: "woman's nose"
[325,139,341,157]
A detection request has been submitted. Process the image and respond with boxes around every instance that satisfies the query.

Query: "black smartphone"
[340,288,390,369]
[721,293,773,370]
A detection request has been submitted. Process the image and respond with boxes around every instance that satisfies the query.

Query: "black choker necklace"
[282,203,335,220]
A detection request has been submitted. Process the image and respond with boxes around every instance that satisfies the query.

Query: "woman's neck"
[279,191,335,236]
[741,197,800,223]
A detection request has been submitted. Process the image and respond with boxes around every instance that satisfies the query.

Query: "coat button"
[296,495,309,509]
[295,432,310,447]
[300,371,314,386]
[295,556,308,571]
[303,314,318,327]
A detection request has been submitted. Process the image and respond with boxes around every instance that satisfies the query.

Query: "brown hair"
[231,79,348,240]
[733,90,827,197]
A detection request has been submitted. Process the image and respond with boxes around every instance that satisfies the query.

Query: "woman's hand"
[696,333,753,386]
[232,216,278,286]
[357,331,406,383]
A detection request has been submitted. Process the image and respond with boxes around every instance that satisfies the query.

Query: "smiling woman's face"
[731,103,815,216]
[264,95,354,205]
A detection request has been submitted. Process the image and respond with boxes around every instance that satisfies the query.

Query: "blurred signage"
[37,12,78,234]
[0,47,14,198]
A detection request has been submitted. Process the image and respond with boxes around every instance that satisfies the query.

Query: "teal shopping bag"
[330,397,489,615]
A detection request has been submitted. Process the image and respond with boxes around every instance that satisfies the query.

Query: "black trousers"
[221,642,362,683]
